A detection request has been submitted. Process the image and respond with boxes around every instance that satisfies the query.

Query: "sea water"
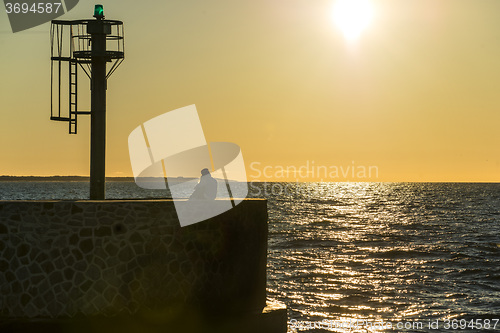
[1,182,499,332]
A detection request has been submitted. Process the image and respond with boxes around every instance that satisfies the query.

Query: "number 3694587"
[5,3,62,14]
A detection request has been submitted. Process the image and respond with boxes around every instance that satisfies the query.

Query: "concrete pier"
[0,199,286,332]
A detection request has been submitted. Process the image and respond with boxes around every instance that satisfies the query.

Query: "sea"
[1,181,499,333]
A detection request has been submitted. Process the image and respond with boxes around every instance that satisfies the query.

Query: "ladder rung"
[51,56,71,61]
[51,116,70,121]
[69,111,90,115]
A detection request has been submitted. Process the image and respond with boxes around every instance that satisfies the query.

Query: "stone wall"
[0,199,268,320]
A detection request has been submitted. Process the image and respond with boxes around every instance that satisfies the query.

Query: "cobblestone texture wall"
[0,199,268,319]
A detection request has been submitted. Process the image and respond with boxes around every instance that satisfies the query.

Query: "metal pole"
[89,17,107,200]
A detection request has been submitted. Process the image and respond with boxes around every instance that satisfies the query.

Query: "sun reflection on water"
[261,182,500,332]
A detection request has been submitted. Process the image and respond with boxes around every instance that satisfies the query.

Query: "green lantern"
[94,4,104,18]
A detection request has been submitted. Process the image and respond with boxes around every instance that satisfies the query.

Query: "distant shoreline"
[0,176,206,182]
[0,176,134,182]
[0,176,498,183]
[0,176,237,183]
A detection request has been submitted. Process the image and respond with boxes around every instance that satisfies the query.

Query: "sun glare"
[333,0,374,41]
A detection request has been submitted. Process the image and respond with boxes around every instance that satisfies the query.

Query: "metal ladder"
[69,60,78,134]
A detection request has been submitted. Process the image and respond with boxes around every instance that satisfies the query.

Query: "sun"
[333,0,374,41]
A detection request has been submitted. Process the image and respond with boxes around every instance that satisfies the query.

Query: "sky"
[1,0,500,182]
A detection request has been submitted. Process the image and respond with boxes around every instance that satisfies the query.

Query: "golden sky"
[1,0,499,181]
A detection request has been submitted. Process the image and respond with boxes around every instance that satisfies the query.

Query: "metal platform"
[50,18,124,134]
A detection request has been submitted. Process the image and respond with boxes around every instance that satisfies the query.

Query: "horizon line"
[1,176,499,184]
